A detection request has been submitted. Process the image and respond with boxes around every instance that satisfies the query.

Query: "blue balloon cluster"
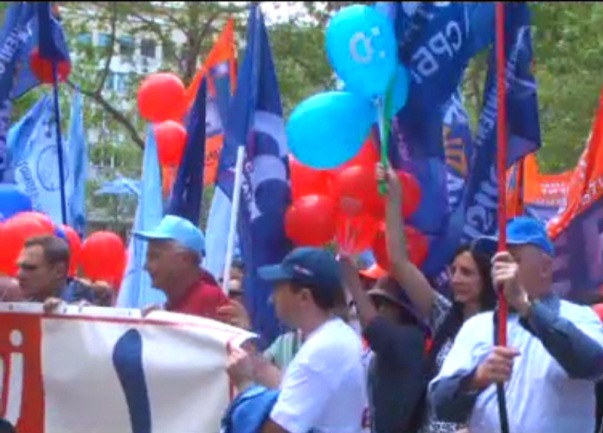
[0,184,32,221]
[287,5,409,170]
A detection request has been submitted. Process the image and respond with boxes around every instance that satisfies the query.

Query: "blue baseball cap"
[258,247,342,296]
[475,216,555,256]
[134,215,205,256]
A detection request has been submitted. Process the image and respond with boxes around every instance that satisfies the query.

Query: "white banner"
[0,303,253,433]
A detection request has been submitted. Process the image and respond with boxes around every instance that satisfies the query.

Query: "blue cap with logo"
[258,247,342,293]
[134,215,205,256]
[475,216,555,256]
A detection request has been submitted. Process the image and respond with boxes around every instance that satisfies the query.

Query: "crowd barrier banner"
[0,303,253,433]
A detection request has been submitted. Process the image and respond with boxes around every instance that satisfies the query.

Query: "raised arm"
[377,163,437,320]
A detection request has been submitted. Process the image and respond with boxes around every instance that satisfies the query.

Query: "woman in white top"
[377,164,496,433]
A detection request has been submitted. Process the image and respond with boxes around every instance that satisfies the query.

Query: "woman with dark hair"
[377,164,496,433]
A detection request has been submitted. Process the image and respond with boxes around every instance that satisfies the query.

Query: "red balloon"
[289,156,332,201]
[333,165,381,217]
[367,171,423,220]
[14,211,55,232]
[154,120,187,167]
[372,222,429,269]
[137,73,186,123]
[329,136,380,178]
[81,232,127,287]
[593,304,603,322]
[399,172,422,218]
[0,215,55,276]
[29,47,71,84]
[335,213,379,255]
[59,225,82,277]
[285,195,337,246]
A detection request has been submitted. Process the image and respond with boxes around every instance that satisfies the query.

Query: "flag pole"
[51,61,68,225]
[221,145,246,294]
[495,2,510,433]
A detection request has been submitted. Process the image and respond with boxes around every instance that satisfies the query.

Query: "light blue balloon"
[287,91,374,169]
[386,65,410,118]
[0,184,32,220]
[326,5,397,100]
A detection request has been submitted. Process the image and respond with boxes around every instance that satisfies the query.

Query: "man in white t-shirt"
[228,247,368,433]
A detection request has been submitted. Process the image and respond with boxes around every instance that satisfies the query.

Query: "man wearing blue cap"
[135,215,228,319]
[227,247,368,433]
[429,216,603,433]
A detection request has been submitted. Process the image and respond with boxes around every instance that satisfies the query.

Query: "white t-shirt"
[270,317,368,433]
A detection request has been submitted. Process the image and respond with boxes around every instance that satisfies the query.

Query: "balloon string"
[378,76,395,195]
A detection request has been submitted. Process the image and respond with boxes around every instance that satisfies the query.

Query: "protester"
[227,247,368,433]
[230,258,245,282]
[340,257,426,433]
[16,235,113,310]
[429,216,603,433]
[136,215,229,319]
[376,163,496,433]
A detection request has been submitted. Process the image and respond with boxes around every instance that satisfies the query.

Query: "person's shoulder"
[559,299,601,322]
[460,310,494,333]
[307,319,362,358]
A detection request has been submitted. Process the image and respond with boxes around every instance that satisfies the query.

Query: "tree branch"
[67,79,145,149]
[95,2,118,96]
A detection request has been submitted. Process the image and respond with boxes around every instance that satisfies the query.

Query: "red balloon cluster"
[138,73,189,173]
[285,137,429,267]
[0,211,126,289]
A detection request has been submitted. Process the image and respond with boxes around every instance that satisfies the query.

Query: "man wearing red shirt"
[135,215,228,319]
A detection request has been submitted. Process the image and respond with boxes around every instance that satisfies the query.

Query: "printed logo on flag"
[37,144,70,191]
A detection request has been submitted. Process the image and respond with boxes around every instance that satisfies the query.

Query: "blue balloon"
[0,184,32,220]
[387,65,410,118]
[326,5,397,100]
[287,91,374,169]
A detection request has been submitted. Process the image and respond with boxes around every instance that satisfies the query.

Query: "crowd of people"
[1,163,603,433]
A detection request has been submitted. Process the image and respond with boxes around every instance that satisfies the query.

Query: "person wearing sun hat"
[429,216,603,433]
[135,214,229,319]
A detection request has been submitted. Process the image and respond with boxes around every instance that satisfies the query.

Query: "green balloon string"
[378,76,395,195]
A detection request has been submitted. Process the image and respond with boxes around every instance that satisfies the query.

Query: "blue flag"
[423,2,542,276]
[8,93,73,224]
[0,3,36,181]
[216,5,291,344]
[117,126,166,308]
[67,89,87,235]
[167,78,207,225]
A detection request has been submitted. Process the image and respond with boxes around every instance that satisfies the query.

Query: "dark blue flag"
[167,78,207,225]
[423,2,542,276]
[216,5,291,344]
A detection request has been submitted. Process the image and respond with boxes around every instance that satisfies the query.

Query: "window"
[76,32,92,46]
[98,32,112,48]
[119,35,135,57]
[140,38,156,58]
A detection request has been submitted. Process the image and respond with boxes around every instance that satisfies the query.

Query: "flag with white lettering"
[421,2,542,275]
[215,5,291,344]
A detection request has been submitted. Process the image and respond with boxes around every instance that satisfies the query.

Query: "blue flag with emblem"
[216,4,291,344]
[423,2,541,276]
[8,93,73,224]
[117,126,166,308]
[67,89,87,235]
[167,78,207,225]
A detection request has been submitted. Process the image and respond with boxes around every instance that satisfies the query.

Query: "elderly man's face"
[145,240,199,292]
[508,244,552,296]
